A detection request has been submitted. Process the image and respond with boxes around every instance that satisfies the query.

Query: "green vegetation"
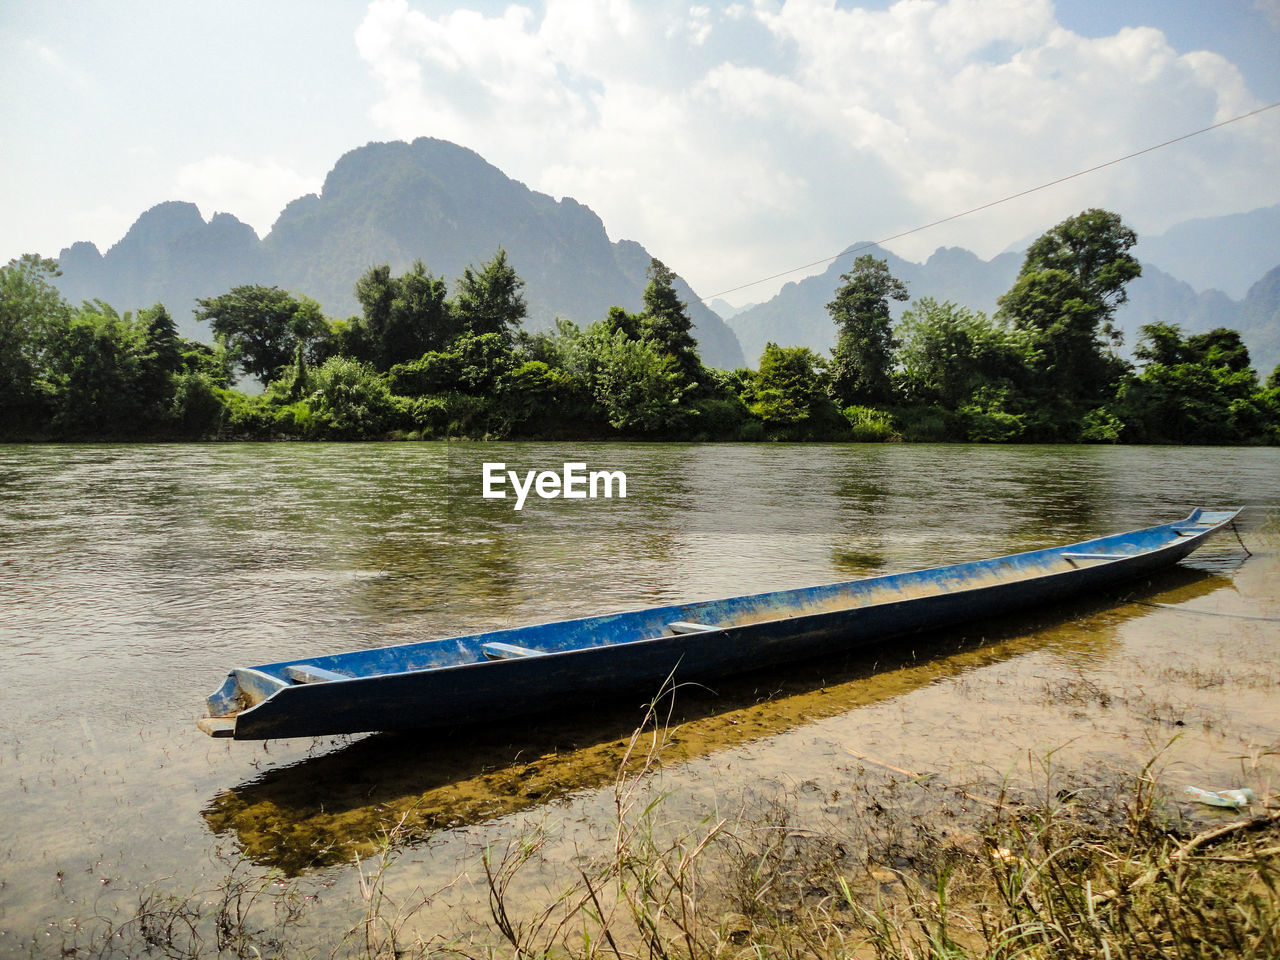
[3,210,1278,443]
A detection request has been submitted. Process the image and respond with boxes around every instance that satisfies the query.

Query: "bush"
[170,371,227,438]
[218,389,276,438]
[890,404,962,442]
[687,394,753,440]
[306,356,399,439]
[1079,406,1123,443]
[270,400,314,437]
[843,405,899,442]
[960,386,1028,442]
[405,392,491,438]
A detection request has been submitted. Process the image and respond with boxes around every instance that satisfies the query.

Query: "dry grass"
[37,715,1280,960]
[461,733,1280,960]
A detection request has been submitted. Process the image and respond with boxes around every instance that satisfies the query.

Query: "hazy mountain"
[45,140,1278,377]
[709,298,757,319]
[55,203,268,318]
[1237,266,1280,376]
[727,243,1022,365]
[54,138,744,370]
[727,240,1280,376]
[1137,204,1280,299]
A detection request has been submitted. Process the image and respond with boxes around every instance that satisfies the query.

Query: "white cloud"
[172,157,324,237]
[353,0,1280,300]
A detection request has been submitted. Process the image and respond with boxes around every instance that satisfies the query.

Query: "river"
[0,442,1276,954]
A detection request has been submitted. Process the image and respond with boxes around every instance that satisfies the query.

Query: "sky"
[2,0,1278,305]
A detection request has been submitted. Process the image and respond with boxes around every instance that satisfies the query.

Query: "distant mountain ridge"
[55,138,745,370]
[1137,204,1280,299]
[51,138,1278,377]
[727,237,1280,376]
[726,243,1022,365]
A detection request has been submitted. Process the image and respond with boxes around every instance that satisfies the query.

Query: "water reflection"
[202,564,1222,874]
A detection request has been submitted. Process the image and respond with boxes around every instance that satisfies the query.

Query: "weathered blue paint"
[196,508,1240,740]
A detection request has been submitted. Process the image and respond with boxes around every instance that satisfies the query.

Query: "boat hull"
[198,508,1240,740]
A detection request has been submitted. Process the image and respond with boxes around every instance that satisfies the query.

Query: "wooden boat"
[198,508,1240,740]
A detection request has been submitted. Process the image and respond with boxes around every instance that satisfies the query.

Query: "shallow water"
[0,442,1277,951]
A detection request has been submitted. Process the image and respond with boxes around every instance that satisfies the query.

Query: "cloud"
[173,157,323,237]
[354,0,1280,300]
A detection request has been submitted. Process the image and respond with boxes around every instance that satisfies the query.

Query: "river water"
[0,442,1277,953]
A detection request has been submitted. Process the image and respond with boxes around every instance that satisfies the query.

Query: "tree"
[600,305,643,341]
[587,328,689,433]
[354,260,456,369]
[827,255,907,405]
[1133,321,1188,368]
[1020,208,1140,313]
[638,259,701,381]
[0,254,71,433]
[997,209,1139,415]
[750,342,837,434]
[997,268,1115,394]
[894,298,1023,408]
[195,285,328,386]
[43,301,146,435]
[453,248,527,344]
[178,337,231,387]
[1119,322,1262,443]
[135,303,183,423]
[1186,328,1252,373]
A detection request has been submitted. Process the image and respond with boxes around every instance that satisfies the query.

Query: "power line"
[703,100,1280,303]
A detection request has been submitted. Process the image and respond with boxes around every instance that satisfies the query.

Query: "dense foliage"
[2,211,1277,444]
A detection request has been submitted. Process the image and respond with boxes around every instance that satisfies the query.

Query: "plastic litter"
[1184,786,1255,809]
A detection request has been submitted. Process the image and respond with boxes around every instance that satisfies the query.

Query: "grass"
[43,848,319,958]
[37,716,1280,959]
[460,728,1280,960]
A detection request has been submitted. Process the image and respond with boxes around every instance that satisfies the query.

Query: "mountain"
[1237,266,1280,376]
[54,138,744,370]
[1136,205,1280,299]
[728,243,1022,365]
[727,241,1280,377]
[56,203,269,317]
[709,298,757,319]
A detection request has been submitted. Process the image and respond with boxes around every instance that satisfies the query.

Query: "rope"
[1133,601,1280,623]
[1231,520,1253,557]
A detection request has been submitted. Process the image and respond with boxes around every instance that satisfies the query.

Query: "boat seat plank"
[668,621,719,634]
[1061,552,1131,562]
[482,641,546,660]
[283,664,351,684]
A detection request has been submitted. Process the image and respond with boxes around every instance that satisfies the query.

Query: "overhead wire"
[701,100,1280,304]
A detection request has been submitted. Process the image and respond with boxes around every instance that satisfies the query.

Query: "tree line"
[2,208,1277,444]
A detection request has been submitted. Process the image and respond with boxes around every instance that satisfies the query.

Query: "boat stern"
[198,667,291,738]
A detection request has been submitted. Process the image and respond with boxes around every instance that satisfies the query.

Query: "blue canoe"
[198,508,1240,740]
